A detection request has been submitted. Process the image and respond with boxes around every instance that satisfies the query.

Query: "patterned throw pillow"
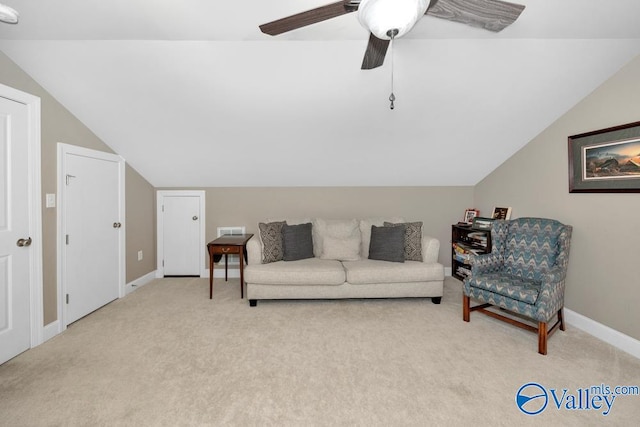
[368,225,405,263]
[384,221,423,261]
[258,221,285,264]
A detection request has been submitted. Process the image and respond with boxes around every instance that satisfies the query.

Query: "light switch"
[46,193,56,208]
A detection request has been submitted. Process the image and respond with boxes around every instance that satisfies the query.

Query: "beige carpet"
[1,277,639,426]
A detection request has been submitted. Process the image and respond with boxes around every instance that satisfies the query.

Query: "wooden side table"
[207,234,254,299]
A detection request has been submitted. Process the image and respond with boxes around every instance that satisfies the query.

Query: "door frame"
[0,83,43,347]
[57,143,125,330]
[156,190,206,278]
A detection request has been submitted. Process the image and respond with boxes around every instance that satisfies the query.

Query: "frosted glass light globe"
[358,0,429,40]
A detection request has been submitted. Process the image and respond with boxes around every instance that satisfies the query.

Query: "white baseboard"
[126,270,157,295]
[42,320,60,343]
[565,308,640,360]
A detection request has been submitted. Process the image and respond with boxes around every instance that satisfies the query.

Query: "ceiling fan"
[259,0,526,69]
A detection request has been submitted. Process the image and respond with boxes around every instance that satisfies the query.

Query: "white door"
[62,148,123,324]
[0,97,31,364]
[156,191,205,277]
[162,195,201,276]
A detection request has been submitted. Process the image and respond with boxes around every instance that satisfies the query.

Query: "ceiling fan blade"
[259,1,359,36]
[426,0,525,32]
[361,33,390,70]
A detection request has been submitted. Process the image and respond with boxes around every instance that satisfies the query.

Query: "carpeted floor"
[1,277,639,426]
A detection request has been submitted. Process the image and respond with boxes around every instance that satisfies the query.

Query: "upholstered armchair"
[462,217,572,355]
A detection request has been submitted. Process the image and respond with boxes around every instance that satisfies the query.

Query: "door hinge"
[66,294,69,304]
[162,205,164,212]
[162,260,164,267]
[65,234,69,245]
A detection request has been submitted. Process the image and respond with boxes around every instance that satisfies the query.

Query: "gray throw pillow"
[259,221,285,263]
[282,223,314,261]
[384,221,423,261]
[368,225,405,263]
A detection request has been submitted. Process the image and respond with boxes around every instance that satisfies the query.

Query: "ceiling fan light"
[358,0,429,40]
[0,3,18,24]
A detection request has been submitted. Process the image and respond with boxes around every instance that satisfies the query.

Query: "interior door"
[162,195,201,276]
[0,96,31,364]
[64,151,121,324]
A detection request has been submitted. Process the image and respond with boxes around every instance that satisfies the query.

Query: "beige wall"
[474,55,640,340]
[126,168,156,283]
[158,186,474,267]
[0,51,156,325]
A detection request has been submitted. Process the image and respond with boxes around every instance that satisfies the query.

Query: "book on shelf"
[452,242,483,255]
[456,266,471,278]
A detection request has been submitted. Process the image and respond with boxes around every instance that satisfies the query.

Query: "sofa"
[244,218,445,306]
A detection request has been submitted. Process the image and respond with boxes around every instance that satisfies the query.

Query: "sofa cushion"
[359,217,404,258]
[258,221,285,264]
[245,258,346,286]
[467,272,540,305]
[343,259,444,284]
[282,223,314,261]
[384,221,423,261]
[368,225,405,263]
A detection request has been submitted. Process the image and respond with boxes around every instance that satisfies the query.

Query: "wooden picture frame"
[492,207,512,220]
[569,121,640,193]
[463,209,479,224]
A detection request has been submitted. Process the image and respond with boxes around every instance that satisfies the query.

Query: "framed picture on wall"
[463,209,479,224]
[492,207,512,220]
[569,121,640,193]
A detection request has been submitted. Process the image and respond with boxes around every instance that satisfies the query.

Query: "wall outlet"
[46,193,56,208]
[137,250,143,261]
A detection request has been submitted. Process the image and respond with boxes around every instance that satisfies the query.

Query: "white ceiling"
[1,0,640,187]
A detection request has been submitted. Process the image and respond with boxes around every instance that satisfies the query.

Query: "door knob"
[192,216,198,221]
[16,237,32,247]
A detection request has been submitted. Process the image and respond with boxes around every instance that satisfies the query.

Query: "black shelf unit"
[451,224,492,281]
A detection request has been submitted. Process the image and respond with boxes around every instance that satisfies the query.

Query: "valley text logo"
[516,382,639,416]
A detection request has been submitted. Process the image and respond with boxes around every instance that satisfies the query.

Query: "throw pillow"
[282,223,314,261]
[368,225,405,263]
[359,217,404,258]
[258,221,285,264]
[321,235,361,261]
[384,221,423,261]
[312,219,360,258]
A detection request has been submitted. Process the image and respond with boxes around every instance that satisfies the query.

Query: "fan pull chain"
[388,30,397,110]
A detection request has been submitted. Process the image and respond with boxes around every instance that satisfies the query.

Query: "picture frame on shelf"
[568,121,640,193]
[463,209,479,224]
[492,207,512,220]
[471,216,494,231]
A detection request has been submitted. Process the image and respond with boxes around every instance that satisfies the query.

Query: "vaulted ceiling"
[1,1,639,187]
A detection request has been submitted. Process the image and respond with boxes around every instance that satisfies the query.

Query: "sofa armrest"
[421,235,440,263]
[246,236,262,266]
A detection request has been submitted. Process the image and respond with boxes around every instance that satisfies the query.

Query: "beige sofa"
[245,218,444,306]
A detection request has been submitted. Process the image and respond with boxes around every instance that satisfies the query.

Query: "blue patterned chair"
[463,217,572,355]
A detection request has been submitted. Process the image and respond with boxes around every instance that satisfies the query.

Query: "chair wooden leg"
[463,295,470,322]
[558,308,565,331]
[538,322,548,355]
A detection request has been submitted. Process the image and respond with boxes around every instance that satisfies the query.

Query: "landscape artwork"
[583,137,640,180]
